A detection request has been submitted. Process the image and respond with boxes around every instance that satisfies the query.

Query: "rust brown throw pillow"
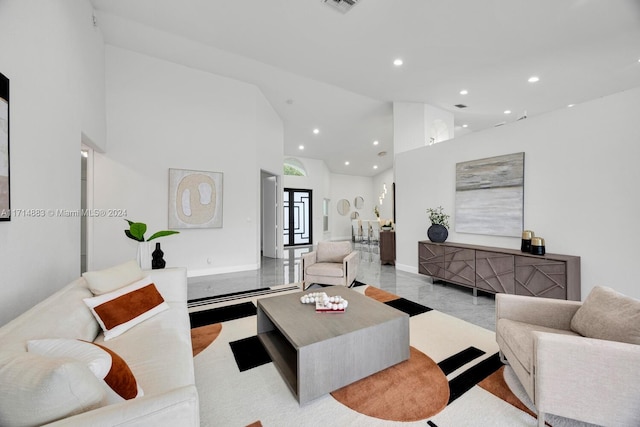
[84,276,169,340]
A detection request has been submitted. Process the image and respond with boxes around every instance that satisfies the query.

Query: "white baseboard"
[187,263,259,278]
[395,263,418,275]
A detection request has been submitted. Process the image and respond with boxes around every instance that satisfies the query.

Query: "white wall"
[372,168,394,222]
[283,157,331,244]
[330,174,374,240]
[0,0,106,325]
[92,46,283,277]
[395,87,640,299]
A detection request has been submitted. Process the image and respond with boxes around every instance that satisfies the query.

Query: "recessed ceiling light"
[298,145,304,150]
[313,128,319,135]
[462,124,468,128]
[528,76,540,83]
[345,161,350,166]
[373,165,378,169]
[373,140,379,145]
[393,58,403,66]
[568,104,575,108]
[504,110,512,115]
[460,90,468,95]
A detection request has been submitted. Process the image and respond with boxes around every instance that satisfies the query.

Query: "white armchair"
[301,241,359,291]
[496,287,640,427]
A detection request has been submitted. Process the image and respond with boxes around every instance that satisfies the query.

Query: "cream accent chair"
[301,241,359,291]
[496,287,640,427]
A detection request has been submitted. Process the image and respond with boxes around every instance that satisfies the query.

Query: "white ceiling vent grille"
[322,0,360,14]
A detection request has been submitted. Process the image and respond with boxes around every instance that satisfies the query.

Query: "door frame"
[283,187,313,247]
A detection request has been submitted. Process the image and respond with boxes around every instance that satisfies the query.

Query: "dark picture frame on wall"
[0,72,9,221]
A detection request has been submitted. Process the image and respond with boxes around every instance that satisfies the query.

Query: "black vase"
[428,224,448,243]
[151,242,166,269]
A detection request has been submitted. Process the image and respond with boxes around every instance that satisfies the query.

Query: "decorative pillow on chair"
[28,338,143,404]
[570,285,640,345]
[82,260,145,295]
[0,352,105,427]
[83,276,169,340]
[316,241,353,263]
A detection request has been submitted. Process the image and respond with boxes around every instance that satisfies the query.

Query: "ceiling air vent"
[454,104,468,109]
[322,0,360,14]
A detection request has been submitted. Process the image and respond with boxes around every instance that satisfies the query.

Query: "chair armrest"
[496,293,581,330]
[534,332,640,426]
[301,252,317,282]
[302,251,317,267]
[343,251,359,285]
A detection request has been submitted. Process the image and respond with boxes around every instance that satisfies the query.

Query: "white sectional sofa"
[0,265,199,427]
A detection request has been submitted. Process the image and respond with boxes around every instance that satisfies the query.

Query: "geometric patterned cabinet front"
[476,251,515,294]
[418,241,581,300]
[514,256,567,299]
[418,242,445,278]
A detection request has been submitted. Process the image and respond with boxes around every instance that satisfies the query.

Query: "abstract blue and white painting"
[455,152,524,237]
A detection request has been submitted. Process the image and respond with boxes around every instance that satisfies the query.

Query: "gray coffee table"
[257,286,409,405]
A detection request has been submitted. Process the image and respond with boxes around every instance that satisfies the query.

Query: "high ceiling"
[91,0,640,177]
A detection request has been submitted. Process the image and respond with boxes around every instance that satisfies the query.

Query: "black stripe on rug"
[447,352,503,404]
[229,336,272,372]
[189,302,257,328]
[188,287,271,304]
[384,298,432,317]
[438,346,486,376]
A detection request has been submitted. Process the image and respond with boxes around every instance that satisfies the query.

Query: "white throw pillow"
[0,352,105,426]
[83,276,169,340]
[28,338,143,404]
[82,260,145,295]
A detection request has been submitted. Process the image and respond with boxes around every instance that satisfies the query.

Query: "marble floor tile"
[187,243,496,331]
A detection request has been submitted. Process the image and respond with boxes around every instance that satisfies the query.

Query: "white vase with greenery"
[125,220,179,270]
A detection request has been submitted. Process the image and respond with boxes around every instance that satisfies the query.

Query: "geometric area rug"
[189,283,593,427]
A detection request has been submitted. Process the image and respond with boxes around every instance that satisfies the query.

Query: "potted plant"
[124,220,179,269]
[426,206,450,243]
[381,219,393,230]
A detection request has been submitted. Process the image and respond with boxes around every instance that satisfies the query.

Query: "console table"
[418,241,581,301]
[380,230,396,265]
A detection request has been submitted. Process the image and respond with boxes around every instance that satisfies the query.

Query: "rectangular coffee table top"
[257,286,406,348]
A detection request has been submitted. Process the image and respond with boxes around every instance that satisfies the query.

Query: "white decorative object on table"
[299,291,348,313]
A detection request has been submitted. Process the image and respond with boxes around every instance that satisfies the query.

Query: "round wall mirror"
[354,196,364,209]
[337,199,350,216]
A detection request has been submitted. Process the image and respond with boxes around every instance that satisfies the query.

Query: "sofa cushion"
[0,278,100,353]
[570,286,640,345]
[0,352,105,427]
[316,241,352,263]
[83,276,169,341]
[306,263,345,278]
[27,339,143,404]
[82,260,145,295]
[497,319,580,373]
[95,302,195,395]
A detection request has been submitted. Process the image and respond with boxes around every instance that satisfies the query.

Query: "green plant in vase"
[426,206,450,243]
[124,220,179,269]
[124,220,179,242]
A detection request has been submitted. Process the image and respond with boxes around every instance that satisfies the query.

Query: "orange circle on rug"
[330,346,449,422]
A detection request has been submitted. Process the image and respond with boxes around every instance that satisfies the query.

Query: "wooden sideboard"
[380,231,396,265]
[418,241,581,301]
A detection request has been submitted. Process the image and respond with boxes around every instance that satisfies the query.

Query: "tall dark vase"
[428,224,448,243]
[151,242,166,269]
